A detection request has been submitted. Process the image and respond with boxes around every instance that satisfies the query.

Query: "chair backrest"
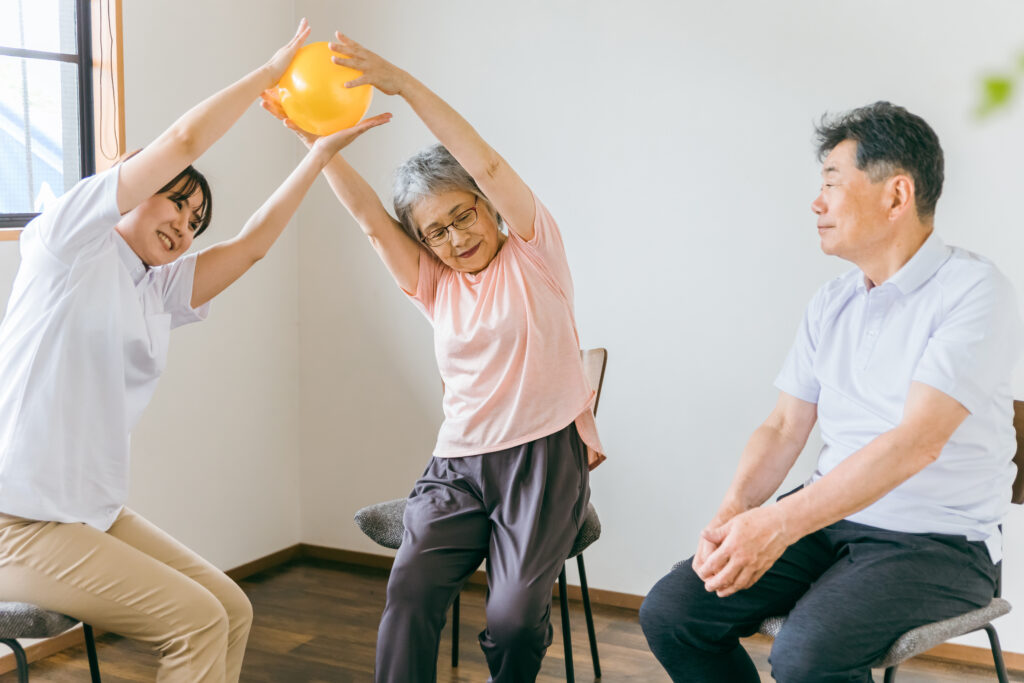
[1012,400,1024,505]
[581,348,608,417]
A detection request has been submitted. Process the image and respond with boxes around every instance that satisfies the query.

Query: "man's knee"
[640,559,709,648]
[770,621,859,683]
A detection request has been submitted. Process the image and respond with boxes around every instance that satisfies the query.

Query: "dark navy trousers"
[640,518,998,683]
[375,422,590,683]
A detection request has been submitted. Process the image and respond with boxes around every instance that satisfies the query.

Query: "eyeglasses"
[420,198,479,247]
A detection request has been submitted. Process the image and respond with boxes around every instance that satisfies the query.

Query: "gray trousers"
[640,516,998,683]
[375,422,590,683]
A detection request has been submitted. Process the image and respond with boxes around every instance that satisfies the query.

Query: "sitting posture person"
[639,101,1023,683]
[262,32,605,683]
[0,20,388,683]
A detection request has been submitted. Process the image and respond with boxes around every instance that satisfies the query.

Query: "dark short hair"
[815,101,943,220]
[120,150,213,237]
[160,165,212,237]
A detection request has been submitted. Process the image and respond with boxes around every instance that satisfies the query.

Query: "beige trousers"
[0,508,252,682]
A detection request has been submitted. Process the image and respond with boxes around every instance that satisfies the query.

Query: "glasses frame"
[419,197,479,247]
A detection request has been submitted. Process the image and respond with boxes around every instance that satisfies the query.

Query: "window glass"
[0,56,83,214]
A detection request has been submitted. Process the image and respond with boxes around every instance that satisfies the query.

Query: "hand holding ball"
[276,42,373,136]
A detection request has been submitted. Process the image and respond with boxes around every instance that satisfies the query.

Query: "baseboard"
[919,641,1024,672]
[3,542,1020,676]
[0,626,86,675]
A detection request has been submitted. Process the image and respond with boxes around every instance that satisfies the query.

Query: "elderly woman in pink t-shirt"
[263,34,605,683]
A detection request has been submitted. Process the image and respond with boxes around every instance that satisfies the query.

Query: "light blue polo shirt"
[776,231,1022,561]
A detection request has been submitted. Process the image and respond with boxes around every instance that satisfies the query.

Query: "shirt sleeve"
[30,166,122,263]
[774,286,827,404]
[507,192,574,301]
[404,248,443,321]
[912,268,1023,415]
[149,252,210,328]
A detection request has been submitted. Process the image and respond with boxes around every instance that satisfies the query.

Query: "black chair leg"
[984,623,1010,683]
[83,624,101,683]
[1,639,29,683]
[451,593,460,668]
[558,567,575,683]
[576,554,601,679]
[883,665,897,683]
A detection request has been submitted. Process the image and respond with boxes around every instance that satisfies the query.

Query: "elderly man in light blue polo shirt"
[640,101,1023,683]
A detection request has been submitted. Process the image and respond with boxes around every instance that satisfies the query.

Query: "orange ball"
[276,42,374,136]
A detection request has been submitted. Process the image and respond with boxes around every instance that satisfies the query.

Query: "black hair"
[159,165,213,237]
[119,149,213,237]
[815,101,944,220]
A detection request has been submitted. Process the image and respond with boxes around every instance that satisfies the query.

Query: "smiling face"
[810,139,891,262]
[115,181,205,267]
[411,189,504,274]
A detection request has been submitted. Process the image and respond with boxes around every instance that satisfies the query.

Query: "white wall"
[293,0,1024,653]
[116,0,304,569]
[3,0,1023,660]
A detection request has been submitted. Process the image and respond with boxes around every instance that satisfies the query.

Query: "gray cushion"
[354,498,602,557]
[758,597,1012,668]
[0,602,79,639]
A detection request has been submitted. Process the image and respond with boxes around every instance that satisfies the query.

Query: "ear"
[884,174,915,221]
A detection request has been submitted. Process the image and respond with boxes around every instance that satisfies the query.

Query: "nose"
[449,227,471,248]
[811,192,826,216]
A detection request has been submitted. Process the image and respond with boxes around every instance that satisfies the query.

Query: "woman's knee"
[485,586,549,651]
[163,587,231,654]
[220,579,253,634]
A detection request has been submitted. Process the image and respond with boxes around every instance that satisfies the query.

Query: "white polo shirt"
[776,231,1023,561]
[0,167,208,530]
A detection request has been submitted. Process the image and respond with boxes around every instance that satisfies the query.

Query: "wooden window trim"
[2,0,124,241]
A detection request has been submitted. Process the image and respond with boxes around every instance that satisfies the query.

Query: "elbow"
[166,125,200,160]
[896,427,946,467]
[469,151,505,182]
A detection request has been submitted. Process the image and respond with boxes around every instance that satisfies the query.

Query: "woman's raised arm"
[189,113,392,308]
[116,20,312,217]
[328,34,537,241]
[259,90,422,293]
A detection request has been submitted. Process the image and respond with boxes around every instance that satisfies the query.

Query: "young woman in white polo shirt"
[0,20,389,683]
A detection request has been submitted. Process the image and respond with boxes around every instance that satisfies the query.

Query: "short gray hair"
[392,143,500,242]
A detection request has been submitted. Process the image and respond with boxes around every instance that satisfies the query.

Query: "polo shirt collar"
[114,230,149,285]
[856,231,949,295]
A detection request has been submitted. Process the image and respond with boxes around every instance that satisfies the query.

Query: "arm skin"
[330,34,537,241]
[116,20,312,216]
[190,114,392,308]
[698,381,968,597]
[258,92,419,293]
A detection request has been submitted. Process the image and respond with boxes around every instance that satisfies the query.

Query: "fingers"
[701,525,727,545]
[291,17,310,45]
[360,112,393,127]
[342,74,369,89]
[703,557,741,594]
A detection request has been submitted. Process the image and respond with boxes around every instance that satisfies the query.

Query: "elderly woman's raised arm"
[259,91,421,293]
[329,34,537,241]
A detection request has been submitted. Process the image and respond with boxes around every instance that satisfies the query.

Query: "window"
[0,0,123,237]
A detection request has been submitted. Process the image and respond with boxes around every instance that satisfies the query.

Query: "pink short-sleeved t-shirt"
[408,192,605,467]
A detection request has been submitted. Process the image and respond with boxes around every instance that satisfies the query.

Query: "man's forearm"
[719,417,810,518]
[773,426,938,543]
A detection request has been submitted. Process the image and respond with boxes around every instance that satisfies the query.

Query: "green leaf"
[976,75,1015,118]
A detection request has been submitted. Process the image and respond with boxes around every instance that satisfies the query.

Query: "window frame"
[1,0,124,237]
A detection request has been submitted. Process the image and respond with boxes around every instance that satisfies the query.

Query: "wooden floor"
[2,558,1020,682]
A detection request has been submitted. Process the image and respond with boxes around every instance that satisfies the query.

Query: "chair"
[0,604,101,682]
[355,348,608,682]
[758,399,1024,683]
